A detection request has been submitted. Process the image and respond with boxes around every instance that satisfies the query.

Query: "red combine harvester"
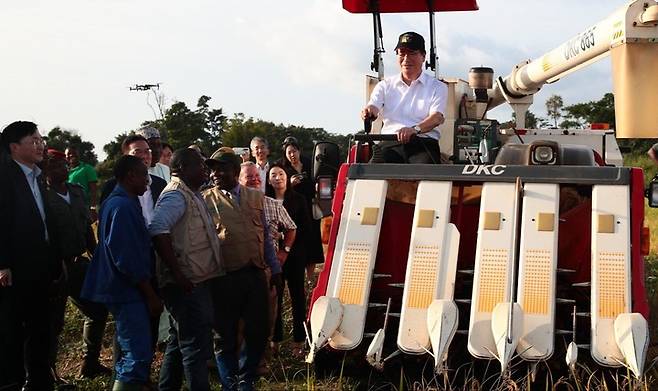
[305,0,658,383]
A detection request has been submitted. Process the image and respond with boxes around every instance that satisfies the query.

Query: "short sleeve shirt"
[368,72,448,140]
[68,162,98,205]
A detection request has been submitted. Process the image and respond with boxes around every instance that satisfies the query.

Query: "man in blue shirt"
[81,155,163,391]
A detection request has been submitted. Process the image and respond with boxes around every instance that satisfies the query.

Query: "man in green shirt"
[65,147,98,216]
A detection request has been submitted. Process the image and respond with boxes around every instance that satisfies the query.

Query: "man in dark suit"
[99,134,167,223]
[0,121,59,391]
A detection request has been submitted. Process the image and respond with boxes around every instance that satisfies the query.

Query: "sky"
[1,0,624,159]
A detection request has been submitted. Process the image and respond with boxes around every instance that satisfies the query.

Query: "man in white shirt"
[99,135,167,225]
[361,31,447,164]
[137,126,171,183]
[250,136,271,193]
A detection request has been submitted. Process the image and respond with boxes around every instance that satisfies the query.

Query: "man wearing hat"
[137,126,171,183]
[202,148,279,391]
[360,31,447,164]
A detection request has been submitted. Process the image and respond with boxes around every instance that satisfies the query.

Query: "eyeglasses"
[128,148,152,156]
[22,137,45,148]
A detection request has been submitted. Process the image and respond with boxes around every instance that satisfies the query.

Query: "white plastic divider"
[516,183,560,360]
[328,179,388,350]
[397,181,458,353]
[468,182,519,359]
[591,185,630,366]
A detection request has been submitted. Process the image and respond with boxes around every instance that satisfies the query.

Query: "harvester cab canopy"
[341,0,479,13]
[343,0,479,80]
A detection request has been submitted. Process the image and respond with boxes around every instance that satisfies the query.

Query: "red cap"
[47,148,66,159]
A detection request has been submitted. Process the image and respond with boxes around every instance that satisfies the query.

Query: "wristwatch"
[284,246,291,253]
[413,125,422,135]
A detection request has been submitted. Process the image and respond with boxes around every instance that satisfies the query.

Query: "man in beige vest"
[203,148,278,391]
[149,148,224,391]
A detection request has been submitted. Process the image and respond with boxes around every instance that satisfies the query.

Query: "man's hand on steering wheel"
[396,127,417,144]
[361,106,379,121]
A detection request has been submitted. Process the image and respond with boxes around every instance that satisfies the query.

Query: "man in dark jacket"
[43,149,111,380]
[0,121,58,391]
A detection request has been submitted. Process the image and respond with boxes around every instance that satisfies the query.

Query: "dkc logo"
[461,165,506,175]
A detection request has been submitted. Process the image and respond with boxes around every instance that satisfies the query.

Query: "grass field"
[56,153,658,390]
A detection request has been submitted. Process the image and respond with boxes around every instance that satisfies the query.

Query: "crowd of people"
[0,122,325,391]
[1,29,447,391]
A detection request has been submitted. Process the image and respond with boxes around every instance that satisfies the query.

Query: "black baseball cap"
[394,32,425,52]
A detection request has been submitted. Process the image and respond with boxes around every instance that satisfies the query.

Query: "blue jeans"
[159,280,215,391]
[106,300,153,385]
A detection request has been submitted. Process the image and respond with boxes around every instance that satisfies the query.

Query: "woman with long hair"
[265,162,311,357]
[278,137,325,281]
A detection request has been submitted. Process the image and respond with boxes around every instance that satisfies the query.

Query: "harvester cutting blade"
[365,298,392,370]
[614,313,649,379]
[491,302,523,373]
[427,299,458,373]
[566,342,578,370]
[305,296,343,364]
[565,305,578,371]
[365,328,386,370]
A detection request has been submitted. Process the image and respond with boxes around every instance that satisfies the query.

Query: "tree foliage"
[545,94,564,128]
[221,114,350,162]
[561,93,615,127]
[98,96,351,182]
[501,110,547,129]
[46,127,98,165]
[141,95,227,155]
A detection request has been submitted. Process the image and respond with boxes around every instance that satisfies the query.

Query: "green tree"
[560,92,655,153]
[501,110,547,129]
[96,132,129,183]
[545,94,564,128]
[46,127,98,165]
[221,114,350,162]
[98,97,352,181]
[561,92,615,127]
[142,95,227,154]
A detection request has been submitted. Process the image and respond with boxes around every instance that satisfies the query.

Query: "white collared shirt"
[149,162,171,183]
[14,160,48,241]
[255,160,269,193]
[138,176,155,225]
[367,72,448,140]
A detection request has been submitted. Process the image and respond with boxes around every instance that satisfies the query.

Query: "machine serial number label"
[563,26,596,61]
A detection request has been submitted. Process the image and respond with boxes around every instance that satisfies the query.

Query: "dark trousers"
[273,256,307,343]
[49,259,108,369]
[0,283,54,391]
[159,280,215,391]
[212,266,269,391]
[377,136,441,164]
